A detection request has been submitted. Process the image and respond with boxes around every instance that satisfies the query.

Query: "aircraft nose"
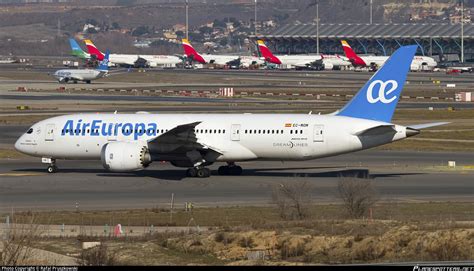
[14,135,27,154]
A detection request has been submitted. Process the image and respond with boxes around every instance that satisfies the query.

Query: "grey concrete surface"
[0,150,472,212]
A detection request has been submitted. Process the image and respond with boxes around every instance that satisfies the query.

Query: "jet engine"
[410,63,421,72]
[101,142,151,172]
[323,63,334,70]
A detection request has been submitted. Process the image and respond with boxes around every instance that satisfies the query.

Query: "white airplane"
[53,51,109,84]
[85,39,182,68]
[182,39,263,68]
[341,40,437,71]
[257,40,351,70]
[15,45,447,177]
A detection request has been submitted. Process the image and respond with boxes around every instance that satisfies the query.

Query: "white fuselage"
[53,69,104,83]
[358,55,437,71]
[274,55,351,69]
[15,113,408,163]
[108,54,182,67]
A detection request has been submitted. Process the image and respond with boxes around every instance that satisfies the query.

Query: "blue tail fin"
[97,50,110,71]
[336,45,418,123]
[69,38,81,51]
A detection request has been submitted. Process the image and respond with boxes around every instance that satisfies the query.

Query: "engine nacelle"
[323,63,334,70]
[101,142,151,172]
[410,63,421,72]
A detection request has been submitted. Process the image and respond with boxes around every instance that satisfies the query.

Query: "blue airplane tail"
[336,45,418,123]
[97,50,110,72]
[69,38,81,50]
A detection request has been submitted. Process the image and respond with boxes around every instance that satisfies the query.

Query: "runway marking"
[0,172,44,177]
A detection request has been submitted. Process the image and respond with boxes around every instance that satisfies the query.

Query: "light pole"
[370,0,373,24]
[185,0,189,40]
[316,0,319,54]
[461,0,464,63]
[254,0,258,36]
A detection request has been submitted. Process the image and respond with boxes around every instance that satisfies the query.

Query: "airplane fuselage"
[54,69,104,83]
[15,113,408,163]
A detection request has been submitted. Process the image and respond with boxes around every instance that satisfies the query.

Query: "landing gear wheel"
[186,168,198,177]
[47,165,57,173]
[218,166,230,175]
[229,166,242,176]
[197,168,210,178]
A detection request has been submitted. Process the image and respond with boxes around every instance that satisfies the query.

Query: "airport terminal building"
[252,23,474,62]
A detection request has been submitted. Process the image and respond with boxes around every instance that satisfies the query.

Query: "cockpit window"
[26,128,33,134]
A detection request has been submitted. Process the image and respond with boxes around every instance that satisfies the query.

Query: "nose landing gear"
[42,157,58,173]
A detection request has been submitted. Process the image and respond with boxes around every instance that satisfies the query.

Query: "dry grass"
[9,202,474,227]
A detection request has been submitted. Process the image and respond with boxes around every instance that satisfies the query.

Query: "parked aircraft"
[53,51,109,84]
[16,45,447,177]
[341,40,437,71]
[85,39,181,68]
[69,38,90,59]
[257,40,351,70]
[181,39,263,68]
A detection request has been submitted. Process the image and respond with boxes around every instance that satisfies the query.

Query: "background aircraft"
[341,40,437,71]
[53,50,109,84]
[182,39,263,68]
[69,38,90,59]
[85,39,181,68]
[257,40,351,70]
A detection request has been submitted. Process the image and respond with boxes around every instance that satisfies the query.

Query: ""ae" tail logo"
[366,80,398,104]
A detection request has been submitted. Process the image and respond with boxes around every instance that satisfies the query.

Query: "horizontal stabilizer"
[408,122,450,130]
[353,125,396,136]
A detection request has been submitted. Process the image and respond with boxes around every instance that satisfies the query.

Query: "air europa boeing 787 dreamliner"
[15,45,447,177]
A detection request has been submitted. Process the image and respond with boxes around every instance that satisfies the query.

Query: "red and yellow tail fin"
[181,39,206,64]
[257,40,281,64]
[84,39,105,61]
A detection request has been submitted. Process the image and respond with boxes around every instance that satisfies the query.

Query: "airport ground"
[0,66,473,265]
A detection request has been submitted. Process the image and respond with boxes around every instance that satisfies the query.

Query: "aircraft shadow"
[13,167,424,181]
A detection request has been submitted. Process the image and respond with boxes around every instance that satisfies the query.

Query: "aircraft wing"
[147,121,222,155]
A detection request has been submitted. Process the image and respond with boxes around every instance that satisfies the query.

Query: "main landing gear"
[185,163,243,178]
[218,163,243,176]
[43,157,58,173]
[186,167,211,178]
